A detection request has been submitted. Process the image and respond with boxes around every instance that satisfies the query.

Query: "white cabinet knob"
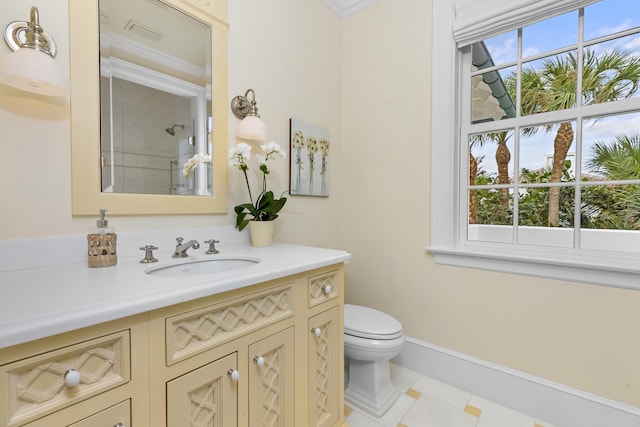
[227,369,240,382]
[114,423,126,427]
[321,285,333,294]
[311,327,322,337]
[253,356,265,367]
[64,369,81,387]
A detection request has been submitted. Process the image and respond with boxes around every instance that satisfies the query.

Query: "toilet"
[343,304,405,417]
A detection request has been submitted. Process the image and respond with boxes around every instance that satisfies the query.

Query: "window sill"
[427,245,640,290]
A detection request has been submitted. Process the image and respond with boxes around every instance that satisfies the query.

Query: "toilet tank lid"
[344,304,403,338]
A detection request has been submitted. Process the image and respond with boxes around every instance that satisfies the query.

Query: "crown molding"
[321,0,379,18]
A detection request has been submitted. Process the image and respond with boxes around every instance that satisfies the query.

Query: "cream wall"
[341,0,640,408]
[2,0,639,412]
[227,0,343,248]
[0,0,343,247]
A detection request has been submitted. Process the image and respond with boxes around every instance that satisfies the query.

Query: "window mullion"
[573,8,586,250]
[513,27,523,245]
[459,47,473,246]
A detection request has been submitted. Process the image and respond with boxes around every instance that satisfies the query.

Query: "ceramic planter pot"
[249,220,275,247]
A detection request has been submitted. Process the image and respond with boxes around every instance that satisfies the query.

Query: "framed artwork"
[289,118,330,196]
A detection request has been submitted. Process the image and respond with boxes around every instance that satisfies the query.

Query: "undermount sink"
[145,256,260,277]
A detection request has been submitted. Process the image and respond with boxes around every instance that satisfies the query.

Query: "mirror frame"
[69,0,229,215]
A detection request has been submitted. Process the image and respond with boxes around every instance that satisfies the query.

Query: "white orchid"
[183,153,212,177]
[228,142,252,171]
[228,141,288,231]
[261,141,287,159]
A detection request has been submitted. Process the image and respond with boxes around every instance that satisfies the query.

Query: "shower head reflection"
[165,124,184,136]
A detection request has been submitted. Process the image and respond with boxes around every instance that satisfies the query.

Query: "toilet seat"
[344,304,403,340]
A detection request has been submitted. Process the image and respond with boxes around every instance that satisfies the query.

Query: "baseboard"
[392,337,640,427]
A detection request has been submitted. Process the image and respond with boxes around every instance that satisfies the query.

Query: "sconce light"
[0,6,70,96]
[230,88,267,140]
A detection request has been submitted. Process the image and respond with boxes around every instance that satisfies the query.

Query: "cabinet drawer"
[23,399,131,427]
[1,331,130,427]
[166,283,294,365]
[308,270,340,309]
[68,399,130,427]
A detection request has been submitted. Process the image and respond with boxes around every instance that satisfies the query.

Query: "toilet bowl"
[344,304,404,418]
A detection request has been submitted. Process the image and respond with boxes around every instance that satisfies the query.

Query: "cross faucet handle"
[139,245,159,263]
[204,239,220,254]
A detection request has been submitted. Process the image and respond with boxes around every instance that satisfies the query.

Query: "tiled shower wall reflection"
[103,77,193,195]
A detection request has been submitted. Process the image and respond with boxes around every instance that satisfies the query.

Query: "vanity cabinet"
[0,264,345,427]
[150,265,344,427]
[0,315,149,427]
[152,278,298,427]
[165,326,295,427]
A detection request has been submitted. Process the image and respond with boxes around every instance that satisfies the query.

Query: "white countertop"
[0,243,350,349]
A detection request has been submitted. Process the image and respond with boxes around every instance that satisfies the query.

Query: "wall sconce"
[230,88,267,140]
[0,6,70,96]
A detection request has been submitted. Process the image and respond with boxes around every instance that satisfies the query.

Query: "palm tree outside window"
[463,0,640,251]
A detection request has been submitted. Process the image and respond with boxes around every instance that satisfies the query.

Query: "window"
[430,0,640,289]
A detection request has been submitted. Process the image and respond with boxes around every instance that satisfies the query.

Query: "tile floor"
[345,363,556,427]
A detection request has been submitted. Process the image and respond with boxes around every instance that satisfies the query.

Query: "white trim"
[393,337,640,427]
[430,0,459,250]
[428,246,640,290]
[320,0,379,19]
[100,33,209,81]
[430,0,640,290]
[453,0,599,47]
[100,56,206,98]
[468,225,640,255]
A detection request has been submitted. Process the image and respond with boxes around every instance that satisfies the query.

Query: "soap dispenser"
[87,209,117,268]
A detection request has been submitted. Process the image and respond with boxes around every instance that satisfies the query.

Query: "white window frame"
[428,0,640,290]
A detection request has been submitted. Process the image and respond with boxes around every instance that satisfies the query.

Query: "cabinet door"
[248,327,295,427]
[308,307,340,427]
[167,353,238,427]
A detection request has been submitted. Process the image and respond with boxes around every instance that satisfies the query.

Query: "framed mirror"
[69,0,228,215]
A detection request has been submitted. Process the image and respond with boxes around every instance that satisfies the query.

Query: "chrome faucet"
[172,237,200,258]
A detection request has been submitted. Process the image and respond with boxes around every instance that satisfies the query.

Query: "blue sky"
[486,0,639,66]
[474,0,640,179]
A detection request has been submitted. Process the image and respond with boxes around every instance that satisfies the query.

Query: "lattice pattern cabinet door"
[308,307,340,427]
[248,327,295,427]
[166,352,238,427]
